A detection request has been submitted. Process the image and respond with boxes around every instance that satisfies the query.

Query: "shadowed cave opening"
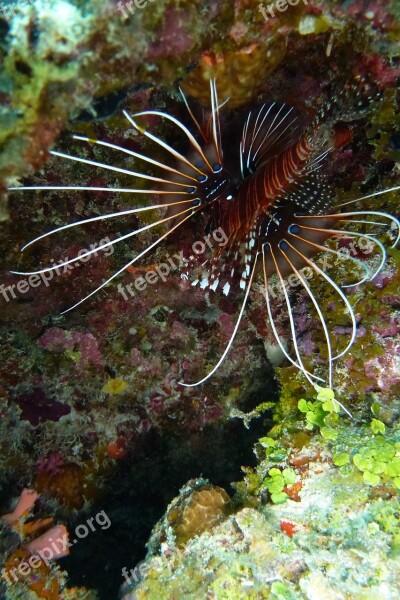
[61,368,279,598]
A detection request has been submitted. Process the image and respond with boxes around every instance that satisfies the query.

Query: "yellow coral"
[167,484,231,547]
[181,43,285,108]
[102,378,128,394]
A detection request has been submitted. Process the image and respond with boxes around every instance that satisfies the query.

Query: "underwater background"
[0,0,399,598]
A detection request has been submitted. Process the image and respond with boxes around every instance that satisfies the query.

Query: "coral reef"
[147,479,232,550]
[124,494,400,598]
[0,488,98,599]
[122,389,400,599]
[35,462,85,509]
[0,0,398,597]
[273,244,400,419]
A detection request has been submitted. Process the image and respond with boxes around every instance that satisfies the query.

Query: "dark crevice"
[61,371,278,598]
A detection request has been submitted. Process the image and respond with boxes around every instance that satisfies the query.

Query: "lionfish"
[9,80,400,408]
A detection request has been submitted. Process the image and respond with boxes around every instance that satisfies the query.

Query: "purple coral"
[15,388,71,426]
[37,327,103,367]
[36,452,65,476]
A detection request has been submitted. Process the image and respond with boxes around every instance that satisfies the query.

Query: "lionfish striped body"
[194,100,335,295]
[9,81,400,409]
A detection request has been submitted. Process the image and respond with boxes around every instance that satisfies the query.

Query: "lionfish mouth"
[8,80,400,411]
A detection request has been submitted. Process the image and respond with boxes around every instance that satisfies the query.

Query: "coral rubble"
[0,0,399,597]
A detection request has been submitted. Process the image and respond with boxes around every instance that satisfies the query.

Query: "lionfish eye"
[288,224,300,234]
[212,163,222,173]
[197,174,208,183]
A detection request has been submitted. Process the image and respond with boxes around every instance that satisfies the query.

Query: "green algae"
[261,467,297,504]
[367,88,400,162]
[295,389,400,490]
[126,469,400,598]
